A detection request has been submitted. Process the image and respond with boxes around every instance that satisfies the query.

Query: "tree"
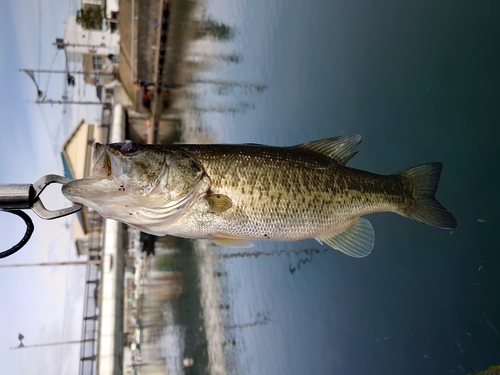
[198,18,236,41]
[76,4,108,30]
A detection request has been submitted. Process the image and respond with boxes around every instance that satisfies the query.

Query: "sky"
[0,0,101,373]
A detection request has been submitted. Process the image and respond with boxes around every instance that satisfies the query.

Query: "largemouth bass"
[62,135,457,257]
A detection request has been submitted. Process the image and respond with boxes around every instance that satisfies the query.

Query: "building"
[62,103,126,375]
[62,0,120,88]
[62,119,104,235]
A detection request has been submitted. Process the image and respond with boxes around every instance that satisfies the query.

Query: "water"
[142,0,500,374]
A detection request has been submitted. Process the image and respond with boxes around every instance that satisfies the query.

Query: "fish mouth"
[63,144,130,213]
[62,143,126,206]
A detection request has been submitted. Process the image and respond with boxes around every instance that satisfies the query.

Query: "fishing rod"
[0,174,82,259]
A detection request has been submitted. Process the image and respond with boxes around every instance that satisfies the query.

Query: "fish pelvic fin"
[295,134,362,165]
[396,163,457,229]
[317,217,374,258]
[211,234,254,248]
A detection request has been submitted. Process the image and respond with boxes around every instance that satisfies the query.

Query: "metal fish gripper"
[0,174,82,258]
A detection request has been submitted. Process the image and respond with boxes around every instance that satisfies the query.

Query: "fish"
[62,135,457,258]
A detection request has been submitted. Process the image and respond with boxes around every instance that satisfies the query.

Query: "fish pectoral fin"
[206,193,233,213]
[317,217,374,258]
[211,234,254,248]
[295,134,362,165]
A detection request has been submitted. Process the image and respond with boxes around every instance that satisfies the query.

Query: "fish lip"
[90,143,111,178]
[92,143,104,164]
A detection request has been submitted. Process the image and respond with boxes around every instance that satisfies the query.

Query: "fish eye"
[121,143,139,155]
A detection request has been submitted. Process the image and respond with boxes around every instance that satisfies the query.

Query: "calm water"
[152,0,500,374]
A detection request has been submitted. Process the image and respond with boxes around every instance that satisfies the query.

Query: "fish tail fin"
[396,162,457,229]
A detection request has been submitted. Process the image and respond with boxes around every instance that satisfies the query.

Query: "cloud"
[5,1,40,69]
[0,2,86,375]
[6,0,71,68]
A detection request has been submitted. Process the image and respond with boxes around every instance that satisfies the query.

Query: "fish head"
[62,142,209,234]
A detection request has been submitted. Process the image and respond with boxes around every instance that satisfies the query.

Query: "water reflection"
[132,235,337,375]
[124,0,500,372]
[129,238,233,374]
[212,247,332,275]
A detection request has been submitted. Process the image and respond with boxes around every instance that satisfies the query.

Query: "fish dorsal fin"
[211,234,254,248]
[316,217,374,258]
[295,134,362,165]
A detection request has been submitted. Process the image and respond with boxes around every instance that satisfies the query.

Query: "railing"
[79,212,103,375]
[79,99,113,375]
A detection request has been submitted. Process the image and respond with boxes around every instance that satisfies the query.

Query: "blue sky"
[0,0,101,373]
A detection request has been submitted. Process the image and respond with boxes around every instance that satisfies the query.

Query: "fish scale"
[164,144,412,242]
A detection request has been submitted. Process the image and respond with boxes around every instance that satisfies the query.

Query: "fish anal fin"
[295,135,362,165]
[206,193,233,213]
[211,234,254,248]
[317,217,374,258]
